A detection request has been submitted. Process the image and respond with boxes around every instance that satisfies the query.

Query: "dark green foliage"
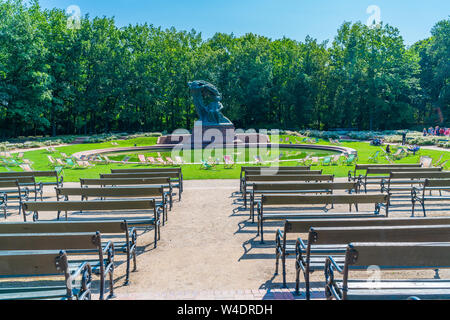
[0,0,448,138]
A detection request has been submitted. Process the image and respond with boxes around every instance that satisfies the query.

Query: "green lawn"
[2,135,450,182]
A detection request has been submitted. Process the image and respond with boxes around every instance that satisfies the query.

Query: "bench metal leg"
[295,261,301,296]
[275,249,280,276]
[107,267,115,299]
[259,220,264,244]
[434,269,441,279]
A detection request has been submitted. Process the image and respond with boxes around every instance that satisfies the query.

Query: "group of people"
[424,126,450,136]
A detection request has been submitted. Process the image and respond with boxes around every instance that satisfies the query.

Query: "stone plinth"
[234,133,270,144]
[191,124,236,145]
[157,124,270,147]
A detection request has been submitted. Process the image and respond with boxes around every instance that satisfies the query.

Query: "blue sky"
[39,0,449,45]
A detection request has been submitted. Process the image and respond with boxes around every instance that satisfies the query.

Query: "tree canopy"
[0,0,448,138]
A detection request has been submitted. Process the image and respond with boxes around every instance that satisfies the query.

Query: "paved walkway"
[5,178,450,300]
[113,179,330,300]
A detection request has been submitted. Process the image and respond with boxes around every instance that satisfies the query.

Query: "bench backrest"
[0,220,128,234]
[0,250,69,277]
[285,217,450,233]
[354,164,422,171]
[56,187,164,198]
[365,167,442,175]
[111,168,181,174]
[262,193,388,206]
[0,171,58,178]
[310,225,450,245]
[246,174,334,182]
[80,177,171,187]
[0,177,36,185]
[345,242,450,268]
[424,179,450,188]
[23,200,157,212]
[0,180,20,189]
[242,166,311,173]
[244,169,319,176]
[0,232,101,251]
[100,172,180,179]
[389,171,450,180]
[253,182,357,192]
[241,166,311,179]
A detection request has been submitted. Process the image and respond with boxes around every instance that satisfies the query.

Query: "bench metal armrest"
[411,186,421,201]
[102,241,115,270]
[70,261,90,280]
[163,191,171,205]
[129,227,138,258]
[275,229,283,254]
[380,178,387,193]
[324,256,344,300]
[58,175,64,187]
[347,170,353,182]
[72,262,93,300]
[0,192,7,205]
[156,204,164,221]
[22,186,30,201]
[295,238,308,272]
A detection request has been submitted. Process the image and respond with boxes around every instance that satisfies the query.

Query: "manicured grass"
[2,136,450,182]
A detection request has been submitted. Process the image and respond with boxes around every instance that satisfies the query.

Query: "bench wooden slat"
[247,175,334,182]
[285,217,450,233]
[56,187,164,197]
[0,250,66,276]
[311,225,450,245]
[262,194,388,205]
[101,172,180,179]
[348,242,450,267]
[111,168,181,174]
[253,182,357,191]
[0,233,99,251]
[0,221,127,234]
[23,200,157,211]
[389,172,450,179]
[80,178,170,186]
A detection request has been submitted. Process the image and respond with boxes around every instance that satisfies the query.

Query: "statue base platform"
[157,126,270,147]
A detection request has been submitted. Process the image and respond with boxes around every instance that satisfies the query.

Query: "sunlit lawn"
[1,135,450,182]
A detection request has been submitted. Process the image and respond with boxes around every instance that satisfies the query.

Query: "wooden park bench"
[276,216,450,288]
[0,170,63,188]
[111,167,183,193]
[0,232,114,300]
[381,171,450,199]
[243,173,333,209]
[240,166,311,192]
[80,177,174,202]
[55,186,171,223]
[0,179,31,218]
[0,219,146,286]
[21,200,161,248]
[412,179,450,217]
[101,172,182,200]
[325,242,450,300]
[358,167,442,193]
[0,176,42,202]
[297,225,450,299]
[348,164,423,182]
[0,250,92,300]
[256,193,389,243]
[250,182,360,220]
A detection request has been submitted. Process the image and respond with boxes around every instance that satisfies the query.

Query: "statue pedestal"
[192,123,236,146]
